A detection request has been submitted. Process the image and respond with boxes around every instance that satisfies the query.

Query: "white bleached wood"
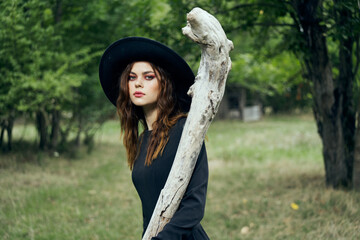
[142,7,233,240]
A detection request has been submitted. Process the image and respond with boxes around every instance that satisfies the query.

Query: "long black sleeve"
[132,118,209,240]
[151,144,209,239]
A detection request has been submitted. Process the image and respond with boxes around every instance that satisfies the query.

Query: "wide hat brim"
[99,37,195,112]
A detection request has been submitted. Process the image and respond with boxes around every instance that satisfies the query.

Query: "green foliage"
[0,0,90,113]
[230,52,301,95]
[0,0,119,150]
[1,0,358,151]
[150,0,172,26]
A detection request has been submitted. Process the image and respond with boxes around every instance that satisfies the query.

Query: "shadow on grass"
[0,140,91,170]
[280,172,325,189]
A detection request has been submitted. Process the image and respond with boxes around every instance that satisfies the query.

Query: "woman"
[99,37,209,239]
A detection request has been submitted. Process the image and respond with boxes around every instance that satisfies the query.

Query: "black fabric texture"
[132,118,209,240]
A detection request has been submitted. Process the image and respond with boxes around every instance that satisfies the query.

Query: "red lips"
[134,91,145,97]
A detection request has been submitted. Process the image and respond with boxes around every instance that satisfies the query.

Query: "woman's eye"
[129,75,136,81]
[145,75,155,80]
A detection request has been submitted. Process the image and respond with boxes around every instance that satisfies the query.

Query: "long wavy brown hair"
[116,62,187,169]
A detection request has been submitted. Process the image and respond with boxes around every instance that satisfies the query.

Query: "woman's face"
[128,61,160,110]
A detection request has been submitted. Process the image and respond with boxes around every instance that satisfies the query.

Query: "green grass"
[1,115,360,239]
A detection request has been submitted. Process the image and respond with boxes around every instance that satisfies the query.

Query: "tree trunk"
[50,109,60,149]
[239,87,246,120]
[0,113,15,151]
[0,120,5,149]
[6,115,14,151]
[36,110,48,150]
[338,33,355,186]
[353,103,360,190]
[293,0,352,188]
[142,7,233,239]
[336,0,356,187]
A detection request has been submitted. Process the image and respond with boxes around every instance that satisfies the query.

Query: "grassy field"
[1,115,360,240]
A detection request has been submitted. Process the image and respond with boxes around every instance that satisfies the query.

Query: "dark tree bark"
[353,104,360,190]
[36,110,48,150]
[0,120,5,149]
[0,114,15,151]
[48,0,62,151]
[49,109,60,149]
[337,6,356,186]
[239,87,246,120]
[6,115,14,151]
[292,0,355,188]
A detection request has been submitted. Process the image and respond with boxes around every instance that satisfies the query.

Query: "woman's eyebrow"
[143,71,154,74]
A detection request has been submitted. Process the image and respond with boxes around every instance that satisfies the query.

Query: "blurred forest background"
[1,0,314,153]
[1,0,360,239]
[2,0,360,188]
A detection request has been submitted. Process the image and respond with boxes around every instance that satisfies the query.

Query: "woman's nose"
[135,78,143,88]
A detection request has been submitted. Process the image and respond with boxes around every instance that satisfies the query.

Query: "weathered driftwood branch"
[142,7,233,239]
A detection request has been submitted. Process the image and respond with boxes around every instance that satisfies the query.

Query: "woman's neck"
[143,105,158,130]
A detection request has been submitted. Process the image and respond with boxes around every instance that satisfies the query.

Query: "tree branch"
[142,7,233,239]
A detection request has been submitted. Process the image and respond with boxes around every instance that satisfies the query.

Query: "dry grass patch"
[1,115,360,240]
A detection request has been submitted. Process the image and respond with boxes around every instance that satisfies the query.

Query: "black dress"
[132,118,210,240]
